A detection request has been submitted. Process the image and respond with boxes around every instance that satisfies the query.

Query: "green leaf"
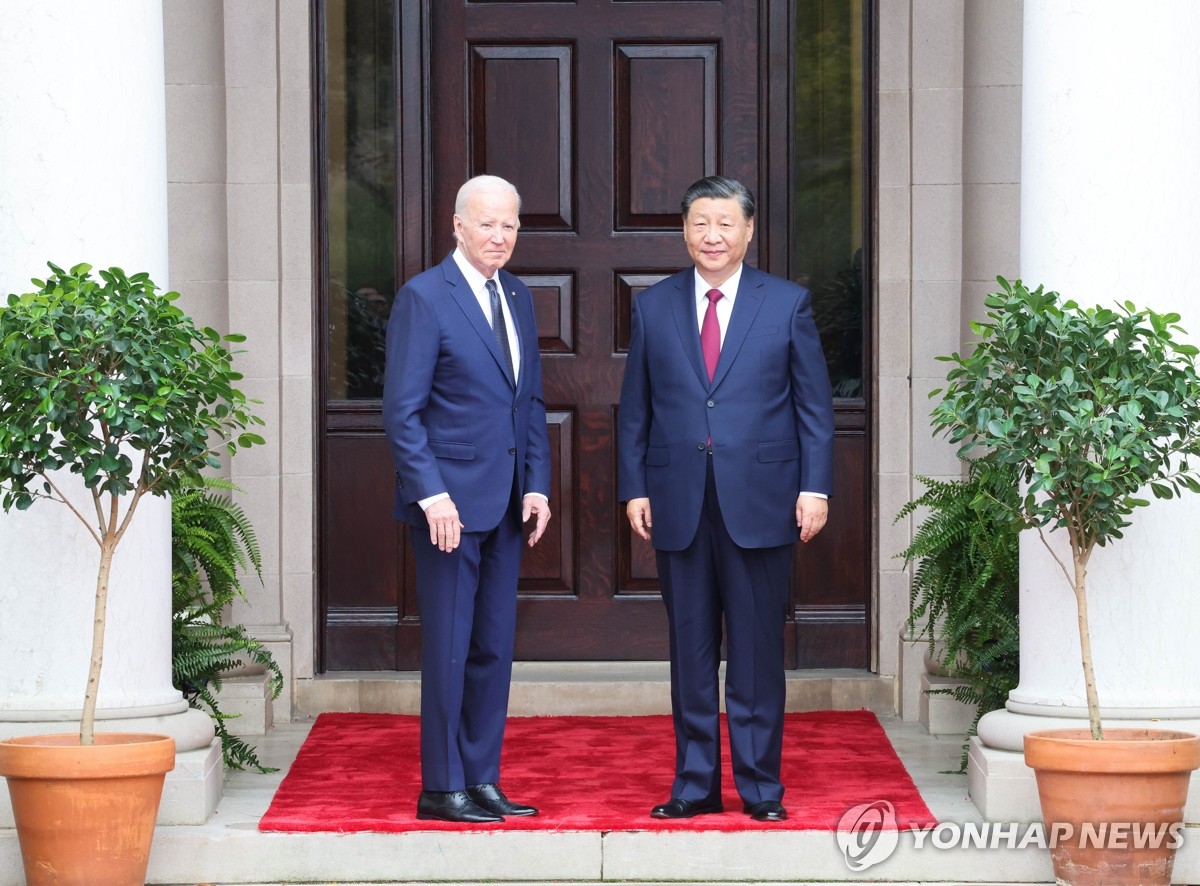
[925,278,1200,566]
[0,262,265,527]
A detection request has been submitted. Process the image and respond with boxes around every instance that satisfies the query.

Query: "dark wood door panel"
[319,0,873,671]
[794,417,870,668]
[432,0,761,247]
[321,433,405,669]
[518,410,575,595]
[470,45,573,230]
[615,44,718,229]
[345,0,763,662]
[512,596,669,660]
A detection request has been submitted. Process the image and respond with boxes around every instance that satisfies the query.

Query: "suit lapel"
[443,256,516,389]
[710,266,765,390]
[670,271,709,387]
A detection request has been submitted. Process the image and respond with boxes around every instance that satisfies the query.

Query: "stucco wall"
[163,0,315,719]
[876,0,1022,715]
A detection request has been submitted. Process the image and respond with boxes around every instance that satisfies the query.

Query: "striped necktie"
[486,278,514,381]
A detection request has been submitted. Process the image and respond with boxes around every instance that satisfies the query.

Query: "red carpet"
[259,711,935,833]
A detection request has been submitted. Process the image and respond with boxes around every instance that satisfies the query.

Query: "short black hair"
[681,175,755,221]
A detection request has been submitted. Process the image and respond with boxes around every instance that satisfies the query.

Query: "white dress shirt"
[452,247,521,382]
[693,264,741,344]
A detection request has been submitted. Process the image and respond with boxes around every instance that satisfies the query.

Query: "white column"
[0,1,213,756]
[970,0,1200,818]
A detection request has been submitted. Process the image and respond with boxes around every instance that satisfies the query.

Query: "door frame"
[311,0,878,673]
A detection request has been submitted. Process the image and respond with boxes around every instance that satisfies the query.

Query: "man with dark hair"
[618,175,835,822]
[383,174,551,823]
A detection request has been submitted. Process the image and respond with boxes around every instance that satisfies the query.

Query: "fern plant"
[896,456,1021,767]
[172,475,282,772]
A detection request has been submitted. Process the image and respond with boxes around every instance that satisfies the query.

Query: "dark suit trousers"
[411,492,522,792]
[655,455,793,805]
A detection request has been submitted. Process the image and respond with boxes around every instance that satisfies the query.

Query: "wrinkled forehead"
[462,190,520,223]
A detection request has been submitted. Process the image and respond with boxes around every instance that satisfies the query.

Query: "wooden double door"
[320,0,871,671]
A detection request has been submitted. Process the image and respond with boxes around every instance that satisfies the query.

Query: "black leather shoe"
[416,789,503,823]
[467,782,539,817]
[650,797,724,819]
[743,800,788,822]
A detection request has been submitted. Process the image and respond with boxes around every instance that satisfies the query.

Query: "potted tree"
[930,277,1200,885]
[0,263,263,886]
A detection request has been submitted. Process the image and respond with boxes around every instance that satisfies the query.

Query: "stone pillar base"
[0,736,222,828]
[243,623,293,723]
[158,738,223,824]
[0,707,222,826]
[897,627,926,722]
[217,672,275,737]
[920,671,975,736]
[0,705,215,750]
[969,709,1200,822]
[966,735,1041,820]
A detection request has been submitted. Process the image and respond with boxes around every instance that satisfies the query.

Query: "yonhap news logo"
[835,802,1185,872]
[836,801,900,871]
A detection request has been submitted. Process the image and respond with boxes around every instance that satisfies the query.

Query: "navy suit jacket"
[617,264,835,551]
[382,252,551,532]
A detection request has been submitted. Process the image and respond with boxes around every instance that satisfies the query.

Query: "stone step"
[295,663,894,720]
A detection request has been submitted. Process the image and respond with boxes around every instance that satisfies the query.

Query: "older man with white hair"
[383,174,552,823]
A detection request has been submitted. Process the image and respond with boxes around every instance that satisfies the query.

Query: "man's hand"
[626,497,653,541]
[796,494,828,543]
[425,498,463,552]
[523,494,552,547]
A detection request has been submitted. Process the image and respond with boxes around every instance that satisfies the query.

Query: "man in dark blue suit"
[383,175,552,823]
[618,175,835,823]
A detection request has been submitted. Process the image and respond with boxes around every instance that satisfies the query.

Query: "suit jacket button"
[508,447,517,455]
[706,399,715,407]
[697,442,706,450]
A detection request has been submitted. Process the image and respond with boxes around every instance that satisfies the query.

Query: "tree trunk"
[81,538,117,745]
[1073,553,1103,740]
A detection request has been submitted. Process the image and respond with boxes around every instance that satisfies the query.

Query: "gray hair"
[455,175,522,216]
[680,175,755,221]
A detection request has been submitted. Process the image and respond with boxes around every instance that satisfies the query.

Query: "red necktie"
[701,288,723,381]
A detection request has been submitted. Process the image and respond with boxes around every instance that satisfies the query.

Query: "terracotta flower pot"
[0,732,175,886]
[1024,728,1200,886]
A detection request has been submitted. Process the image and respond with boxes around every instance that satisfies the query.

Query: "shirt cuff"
[418,492,450,511]
[799,491,828,499]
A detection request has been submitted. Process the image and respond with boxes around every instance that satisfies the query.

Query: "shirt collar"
[452,247,496,293]
[694,263,744,305]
